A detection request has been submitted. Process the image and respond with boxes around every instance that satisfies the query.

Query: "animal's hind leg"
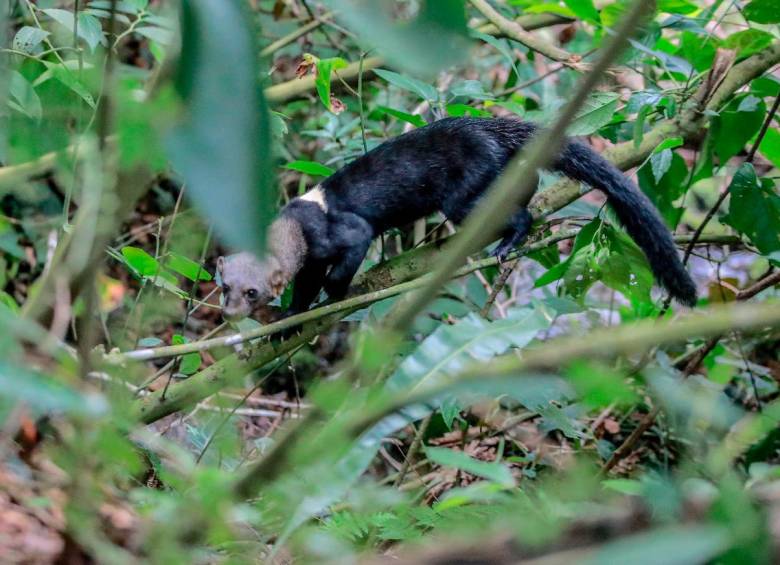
[492,208,533,261]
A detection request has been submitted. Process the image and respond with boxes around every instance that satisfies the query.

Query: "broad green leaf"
[566,361,639,409]
[522,3,576,17]
[172,334,202,375]
[449,80,494,101]
[39,61,96,107]
[135,25,174,45]
[470,30,519,77]
[657,0,698,14]
[121,246,159,277]
[602,479,644,495]
[0,361,105,415]
[314,56,348,112]
[375,105,427,128]
[759,128,780,169]
[165,252,212,282]
[712,96,765,163]
[638,151,687,227]
[385,309,551,396]
[650,149,673,183]
[167,0,274,257]
[653,137,683,153]
[323,0,470,75]
[567,92,619,136]
[283,160,335,177]
[723,163,780,255]
[744,0,780,24]
[535,220,600,288]
[7,71,42,120]
[42,9,106,52]
[12,26,49,54]
[563,0,600,23]
[374,69,438,102]
[425,446,515,487]
[724,29,775,57]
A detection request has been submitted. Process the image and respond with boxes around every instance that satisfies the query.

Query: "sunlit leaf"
[283,160,335,177]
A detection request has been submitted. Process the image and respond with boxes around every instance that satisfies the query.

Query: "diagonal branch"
[470,0,581,66]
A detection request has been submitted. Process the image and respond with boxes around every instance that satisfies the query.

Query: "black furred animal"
[217,117,697,321]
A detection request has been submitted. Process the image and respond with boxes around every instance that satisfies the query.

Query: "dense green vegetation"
[1,0,779,562]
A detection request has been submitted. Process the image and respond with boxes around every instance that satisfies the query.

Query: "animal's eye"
[245,288,259,300]
[222,284,231,294]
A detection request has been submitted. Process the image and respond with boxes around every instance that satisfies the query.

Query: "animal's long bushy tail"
[555,140,697,306]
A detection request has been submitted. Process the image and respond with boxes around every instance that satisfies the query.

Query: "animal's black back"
[318,117,696,305]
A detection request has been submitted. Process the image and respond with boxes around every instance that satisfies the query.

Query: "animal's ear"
[269,269,286,298]
[216,256,225,283]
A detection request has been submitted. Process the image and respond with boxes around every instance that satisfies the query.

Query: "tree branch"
[470,0,581,66]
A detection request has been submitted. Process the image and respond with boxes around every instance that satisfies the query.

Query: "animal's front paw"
[491,242,513,263]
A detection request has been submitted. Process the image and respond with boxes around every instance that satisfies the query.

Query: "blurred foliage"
[0,0,779,563]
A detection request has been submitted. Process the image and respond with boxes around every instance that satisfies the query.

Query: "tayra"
[217,117,697,321]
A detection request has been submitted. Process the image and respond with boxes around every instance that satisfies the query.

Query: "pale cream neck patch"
[298,185,328,212]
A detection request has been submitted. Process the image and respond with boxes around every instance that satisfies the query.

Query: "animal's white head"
[216,252,287,322]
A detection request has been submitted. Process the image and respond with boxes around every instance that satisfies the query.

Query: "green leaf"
[759,128,780,169]
[42,9,106,52]
[172,334,202,375]
[566,361,639,408]
[375,105,427,128]
[521,3,576,17]
[449,80,494,101]
[314,56,348,112]
[563,0,600,23]
[744,0,780,24]
[723,163,780,255]
[283,160,335,177]
[40,61,96,108]
[567,92,619,136]
[0,361,105,415]
[712,96,765,163]
[374,69,438,102]
[657,0,698,14]
[165,252,212,282]
[650,149,673,183]
[653,137,683,153]
[167,0,274,257]
[724,29,775,57]
[12,26,50,54]
[135,25,174,45]
[535,220,600,288]
[470,30,519,77]
[638,151,687,227]
[583,526,731,565]
[425,446,515,487]
[602,479,644,495]
[385,309,551,396]
[121,246,159,278]
[7,71,42,120]
[322,0,470,75]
